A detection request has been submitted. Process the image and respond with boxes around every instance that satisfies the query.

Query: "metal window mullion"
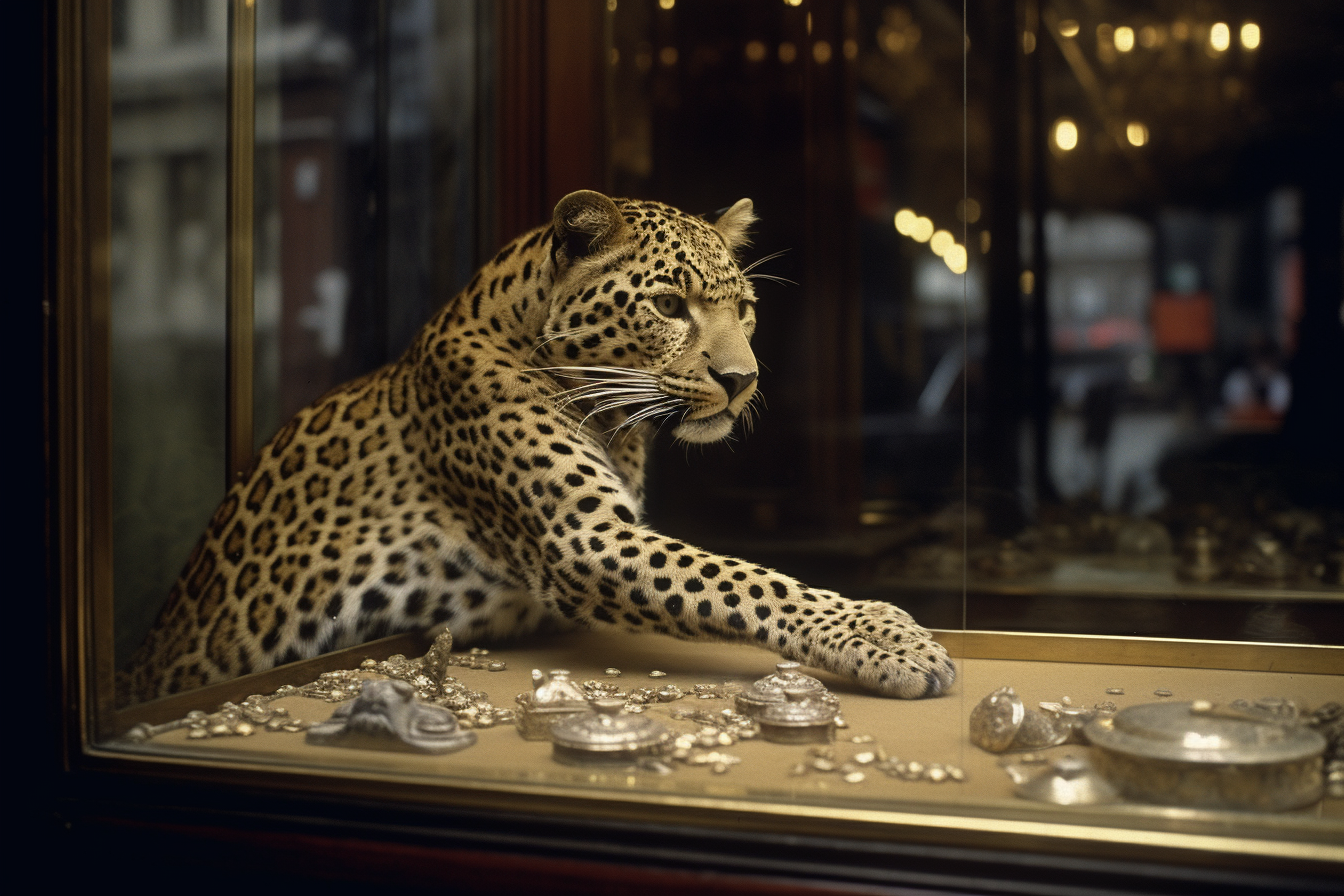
[225,0,256,485]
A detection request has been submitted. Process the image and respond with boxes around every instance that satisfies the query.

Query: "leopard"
[119,190,955,704]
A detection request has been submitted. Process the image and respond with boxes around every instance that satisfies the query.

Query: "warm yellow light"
[1059,20,1079,38]
[910,217,934,243]
[779,42,797,64]
[929,230,955,257]
[880,27,907,54]
[894,209,917,235]
[980,230,991,253]
[843,39,858,60]
[659,46,678,66]
[607,0,617,11]
[1210,22,1231,52]
[784,0,803,6]
[1114,26,1135,52]
[658,0,674,10]
[1171,21,1190,41]
[956,197,981,223]
[1241,22,1261,50]
[744,40,767,63]
[1053,118,1079,151]
[944,244,968,274]
[610,47,619,66]
[1138,25,1160,48]
[1020,270,1035,294]
[813,40,833,64]
[1126,121,1149,146]
[1022,31,1036,54]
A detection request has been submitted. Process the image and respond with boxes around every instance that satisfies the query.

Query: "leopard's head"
[541,190,761,444]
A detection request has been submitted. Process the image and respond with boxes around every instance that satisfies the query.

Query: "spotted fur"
[121,192,954,703]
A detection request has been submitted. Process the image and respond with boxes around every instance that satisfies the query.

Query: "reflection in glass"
[111,0,230,661]
[609,0,1342,645]
[113,0,489,665]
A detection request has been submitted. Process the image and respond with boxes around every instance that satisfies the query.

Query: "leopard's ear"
[713,198,755,254]
[552,191,629,267]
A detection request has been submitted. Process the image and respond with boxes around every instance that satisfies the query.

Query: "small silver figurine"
[305,679,477,754]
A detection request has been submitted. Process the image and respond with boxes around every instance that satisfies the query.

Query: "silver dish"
[551,697,672,766]
[1086,701,1326,811]
[1013,755,1121,806]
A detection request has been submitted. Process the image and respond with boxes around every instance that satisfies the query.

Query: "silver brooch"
[305,679,477,754]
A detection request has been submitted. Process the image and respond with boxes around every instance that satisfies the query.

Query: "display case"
[45,1,1342,892]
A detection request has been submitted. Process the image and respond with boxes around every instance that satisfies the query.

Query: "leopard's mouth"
[672,409,737,444]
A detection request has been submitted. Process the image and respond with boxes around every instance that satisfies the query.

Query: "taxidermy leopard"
[120,191,955,704]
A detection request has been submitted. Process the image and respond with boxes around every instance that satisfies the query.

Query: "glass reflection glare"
[943,244,968,274]
[929,229,954,257]
[1241,22,1261,50]
[1053,118,1079,151]
[1210,22,1231,53]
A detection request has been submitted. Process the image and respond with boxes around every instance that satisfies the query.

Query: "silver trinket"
[550,697,673,767]
[757,686,839,745]
[305,679,477,754]
[969,686,1068,753]
[515,669,591,741]
[734,661,828,718]
[1012,755,1121,806]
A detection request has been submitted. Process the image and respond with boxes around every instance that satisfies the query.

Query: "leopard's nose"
[708,368,757,402]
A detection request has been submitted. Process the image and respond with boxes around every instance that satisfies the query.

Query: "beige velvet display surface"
[144,630,1341,820]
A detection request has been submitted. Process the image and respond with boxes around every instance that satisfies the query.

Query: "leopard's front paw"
[795,598,955,699]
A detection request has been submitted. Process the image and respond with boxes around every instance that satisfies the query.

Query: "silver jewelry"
[734,662,830,718]
[305,679,476,754]
[550,697,673,767]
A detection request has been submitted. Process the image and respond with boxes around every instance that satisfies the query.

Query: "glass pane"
[253,0,484,447]
[947,0,1344,643]
[111,0,230,664]
[114,0,488,681]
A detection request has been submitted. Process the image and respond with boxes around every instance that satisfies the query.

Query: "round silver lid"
[550,698,672,753]
[739,662,826,706]
[758,687,838,728]
[1085,701,1326,765]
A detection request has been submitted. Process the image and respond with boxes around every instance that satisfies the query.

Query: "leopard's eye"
[653,293,687,318]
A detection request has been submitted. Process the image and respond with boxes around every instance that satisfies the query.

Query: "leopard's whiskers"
[739,248,790,278]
